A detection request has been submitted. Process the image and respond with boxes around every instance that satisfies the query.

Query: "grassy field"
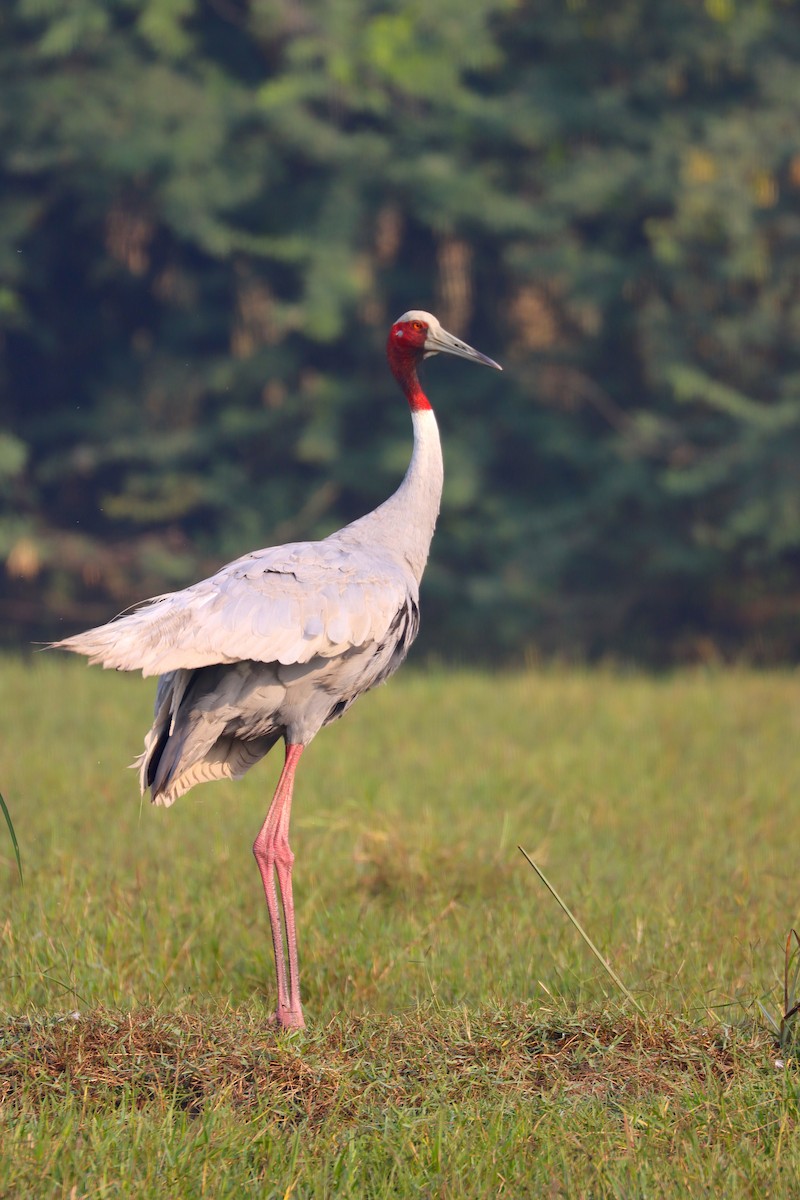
[2,656,800,1195]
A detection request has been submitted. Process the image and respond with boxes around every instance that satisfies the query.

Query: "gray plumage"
[54,409,436,805]
[135,542,422,806]
[52,310,501,1028]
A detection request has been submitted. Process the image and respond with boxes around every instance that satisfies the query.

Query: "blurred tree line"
[3,0,800,662]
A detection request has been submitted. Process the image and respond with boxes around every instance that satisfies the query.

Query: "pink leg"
[252,742,305,1030]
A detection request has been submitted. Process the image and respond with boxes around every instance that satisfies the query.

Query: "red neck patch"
[386,322,432,411]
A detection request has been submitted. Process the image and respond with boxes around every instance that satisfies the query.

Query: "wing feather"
[53,538,417,676]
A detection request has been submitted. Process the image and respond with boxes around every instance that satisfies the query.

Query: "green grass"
[2,656,800,1195]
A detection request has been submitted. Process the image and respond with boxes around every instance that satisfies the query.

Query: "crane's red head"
[386,310,502,412]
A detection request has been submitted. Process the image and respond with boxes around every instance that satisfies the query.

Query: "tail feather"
[151,733,279,806]
[133,665,281,806]
[131,669,191,795]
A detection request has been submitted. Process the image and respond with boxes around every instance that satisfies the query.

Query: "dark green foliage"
[2,0,800,660]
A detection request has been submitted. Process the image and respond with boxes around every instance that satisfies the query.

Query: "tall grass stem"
[518,844,642,1014]
[0,791,23,884]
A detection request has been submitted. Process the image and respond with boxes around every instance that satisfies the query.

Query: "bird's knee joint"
[252,837,273,869]
[274,841,294,871]
[253,835,293,872]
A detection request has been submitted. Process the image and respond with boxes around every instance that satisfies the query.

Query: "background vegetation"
[4,0,800,661]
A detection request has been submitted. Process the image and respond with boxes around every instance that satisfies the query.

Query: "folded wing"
[53,539,416,676]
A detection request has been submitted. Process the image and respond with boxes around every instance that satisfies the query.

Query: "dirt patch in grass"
[0,1008,348,1121]
[0,1005,771,1121]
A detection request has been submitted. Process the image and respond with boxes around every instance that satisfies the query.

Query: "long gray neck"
[339,409,443,582]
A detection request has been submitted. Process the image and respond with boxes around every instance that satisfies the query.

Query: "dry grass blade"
[518,845,643,1014]
[0,790,22,884]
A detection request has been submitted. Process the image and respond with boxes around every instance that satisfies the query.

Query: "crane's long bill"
[424,326,503,371]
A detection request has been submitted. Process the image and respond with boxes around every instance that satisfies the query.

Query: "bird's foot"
[270,1004,305,1031]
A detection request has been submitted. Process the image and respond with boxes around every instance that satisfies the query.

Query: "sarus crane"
[53,310,502,1029]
